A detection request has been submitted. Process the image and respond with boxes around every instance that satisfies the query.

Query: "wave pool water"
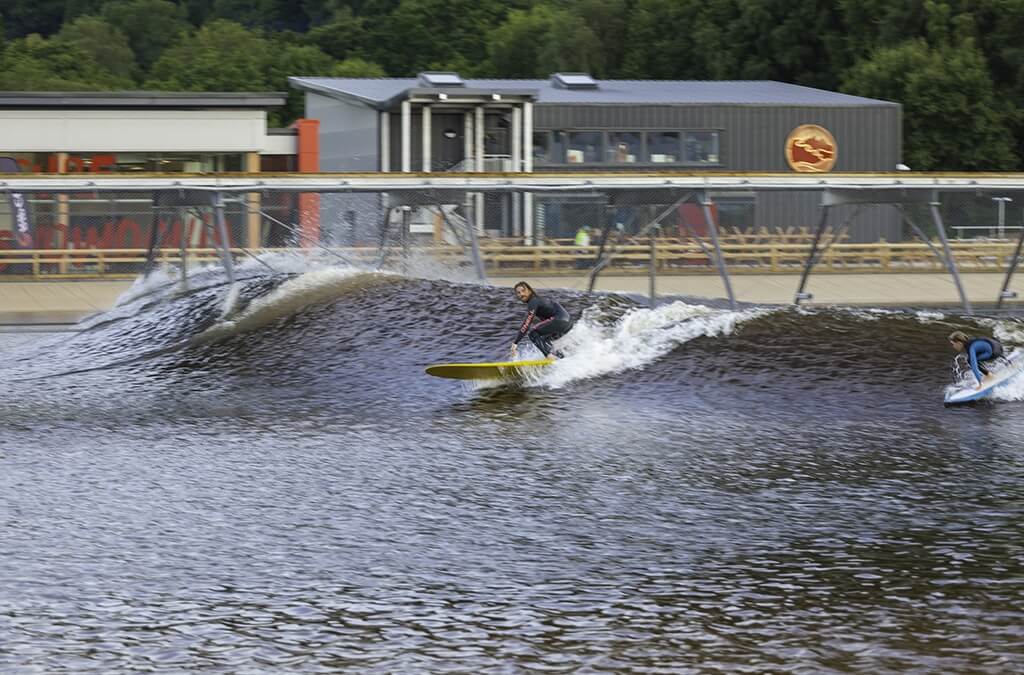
[1,263,1022,672]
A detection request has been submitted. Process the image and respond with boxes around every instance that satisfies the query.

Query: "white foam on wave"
[841,307,897,322]
[990,372,1024,402]
[112,264,179,308]
[513,300,770,389]
[985,317,1024,345]
[946,348,1024,403]
[108,251,314,310]
[195,266,380,343]
[914,309,946,323]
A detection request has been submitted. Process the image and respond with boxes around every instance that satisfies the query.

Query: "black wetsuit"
[514,294,573,357]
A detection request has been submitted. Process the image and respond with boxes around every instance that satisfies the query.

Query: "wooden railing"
[0,239,1019,279]
[535,226,851,248]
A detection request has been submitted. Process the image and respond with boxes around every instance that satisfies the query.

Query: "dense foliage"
[1,0,1022,169]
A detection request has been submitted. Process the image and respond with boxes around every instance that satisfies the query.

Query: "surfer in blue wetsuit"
[510,281,573,359]
[949,330,1004,389]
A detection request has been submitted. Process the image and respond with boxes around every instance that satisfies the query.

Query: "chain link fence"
[1,182,1023,283]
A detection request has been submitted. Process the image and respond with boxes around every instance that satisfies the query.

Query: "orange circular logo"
[785,124,837,172]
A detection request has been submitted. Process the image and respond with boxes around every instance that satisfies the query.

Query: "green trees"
[100,0,191,71]
[0,0,1022,168]
[840,0,1020,170]
[0,33,127,90]
[844,39,1017,171]
[487,4,606,77]
[332,57,387,77]
[305,6,365,61]
[1,0,71,38]
[145,20,340,124]
[146,19,268,91]
[58,15,139,83]
[360,0,512,75]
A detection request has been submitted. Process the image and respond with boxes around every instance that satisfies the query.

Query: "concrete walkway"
[492,272,1023,309]
[1,272,1022,325]
[0,280,132,324]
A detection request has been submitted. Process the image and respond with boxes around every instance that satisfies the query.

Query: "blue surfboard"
[945,349,1024,405]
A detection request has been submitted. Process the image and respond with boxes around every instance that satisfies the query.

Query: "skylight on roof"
[551,73,598,90]
[418,72,465,87]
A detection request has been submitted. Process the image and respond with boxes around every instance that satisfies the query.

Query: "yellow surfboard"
[425,358,555,381]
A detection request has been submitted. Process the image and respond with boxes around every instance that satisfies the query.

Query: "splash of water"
[195,267,380,343]
[504,301,772,389]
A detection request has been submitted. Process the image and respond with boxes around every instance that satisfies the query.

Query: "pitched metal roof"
[289,76,895,108]
[0,92,287,108]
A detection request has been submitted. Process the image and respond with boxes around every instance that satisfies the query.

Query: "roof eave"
[288,77,387,109]
[387,87,539,109]
[0,91,287,108]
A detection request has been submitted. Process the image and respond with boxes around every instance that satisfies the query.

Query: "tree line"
[1,0,1022,171]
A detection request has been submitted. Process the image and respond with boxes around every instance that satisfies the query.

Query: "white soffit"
[0,109,267,152]
[261,133,297,155]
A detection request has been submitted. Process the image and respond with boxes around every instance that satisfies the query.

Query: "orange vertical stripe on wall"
[294,118,321,247]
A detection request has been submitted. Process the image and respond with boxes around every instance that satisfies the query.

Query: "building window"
[551,131,565,164]
[713,194,755,230]
[533,131,550,164]
[566,131,602,163]
[607,132,641,163]
[683,131,720,164]
[646,132,680,163]
[0,152,246,173]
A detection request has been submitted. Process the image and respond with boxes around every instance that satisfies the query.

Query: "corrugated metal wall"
[307,94,382,244]
[533,104,903,241]
[307,93,379,171]
[386,111,468,171]
[533,104,901,171]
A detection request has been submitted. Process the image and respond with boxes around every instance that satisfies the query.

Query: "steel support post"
[212,191,236,286]
[142,198,169,279]
[794,200,830,304]
[996,222,1024,308]
[465,208,487,282]
[178,207,189,288]
[649,226,658,307]
[399,206,411,273]
[589,194,688,292]
[929,193,972,314]
[701,191,736,309]
[894,205,946,262]
[256,208,354,267]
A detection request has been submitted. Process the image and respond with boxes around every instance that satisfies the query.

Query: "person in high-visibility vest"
[574,226,591,268]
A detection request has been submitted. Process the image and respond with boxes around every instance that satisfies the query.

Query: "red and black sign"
[0,157,33,248]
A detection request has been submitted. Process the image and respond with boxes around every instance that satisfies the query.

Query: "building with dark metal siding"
[289,74,902,242]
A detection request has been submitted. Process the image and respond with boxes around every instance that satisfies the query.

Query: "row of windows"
[532,130,721,165]
[1,152,245,173]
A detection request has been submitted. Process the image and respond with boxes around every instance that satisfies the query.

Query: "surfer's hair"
[514,281,534,296]
[948,330,969,344]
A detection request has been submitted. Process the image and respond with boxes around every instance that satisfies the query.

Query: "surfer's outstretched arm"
[513,309,536,347]
[968,342,992,385]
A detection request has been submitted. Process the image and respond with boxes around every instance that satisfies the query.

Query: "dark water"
[2,268,1022,673]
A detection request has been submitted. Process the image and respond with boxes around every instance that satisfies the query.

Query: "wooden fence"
[0,239,1019,279]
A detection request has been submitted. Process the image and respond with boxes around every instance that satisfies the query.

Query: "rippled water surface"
[2,265,1023,673]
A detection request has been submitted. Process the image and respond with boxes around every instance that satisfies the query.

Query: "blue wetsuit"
[966,338,1001,384]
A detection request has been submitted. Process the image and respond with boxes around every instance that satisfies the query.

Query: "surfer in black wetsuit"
[510,281,573,359]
